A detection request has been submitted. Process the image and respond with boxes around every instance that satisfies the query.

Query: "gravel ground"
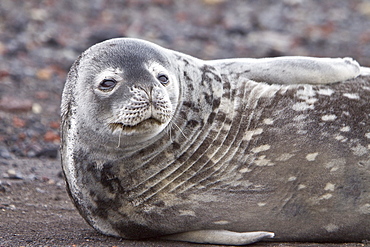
[1,0,370,246]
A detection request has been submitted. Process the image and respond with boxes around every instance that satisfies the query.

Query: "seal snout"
[109,85,172,133]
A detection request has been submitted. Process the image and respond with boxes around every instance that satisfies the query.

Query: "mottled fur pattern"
[61,38,370,245]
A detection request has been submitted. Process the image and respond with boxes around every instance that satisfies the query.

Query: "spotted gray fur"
[61,38,370,245]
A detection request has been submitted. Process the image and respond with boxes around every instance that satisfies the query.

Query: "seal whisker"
[167,123,173,143]
[116,126,123,148]
[172,121,188,140]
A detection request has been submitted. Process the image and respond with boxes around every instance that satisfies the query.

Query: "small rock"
[27,174,37,181]
[26,150,37,158]
[53,195,61,201]
[57,171,65,179]
[36,187,46,193]
[6,169,23,180]
[49,121,60,129]
[12,117,26,128]
[0,146,12,159]
[36,67,53,81]
[0,70,9,79]
[0,181,8,193]
[47,179,56,185]
[30,8,49,21]
[32,103,43,114]
[357,2,370,16]
[0,96,33,113]
[44,131,60,143]
[18,132,26,140]
[7,169,16,176]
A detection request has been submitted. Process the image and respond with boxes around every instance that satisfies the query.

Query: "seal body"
[61,38,370,244]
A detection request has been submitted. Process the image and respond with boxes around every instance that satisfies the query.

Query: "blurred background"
[1,0,370,160]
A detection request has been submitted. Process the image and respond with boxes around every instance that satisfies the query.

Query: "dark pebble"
[35,148,59,159]
[57,171,64,179]
[0,146,12,159]
[0,181,8,193]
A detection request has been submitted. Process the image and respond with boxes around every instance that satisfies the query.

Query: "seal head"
[66,39,180,148]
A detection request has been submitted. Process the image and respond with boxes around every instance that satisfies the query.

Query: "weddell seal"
[61,38,370,245]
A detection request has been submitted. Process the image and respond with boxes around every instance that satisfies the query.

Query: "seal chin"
[109,118,165,135]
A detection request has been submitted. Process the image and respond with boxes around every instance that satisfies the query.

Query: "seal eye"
[99,79,117,91]
[157,74,169,85]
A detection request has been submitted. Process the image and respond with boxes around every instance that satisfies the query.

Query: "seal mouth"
[109,118,163,133]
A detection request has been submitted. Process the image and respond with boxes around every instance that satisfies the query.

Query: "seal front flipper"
[360,66,370,76]
[162,230,275,245]
[208,56,362,84]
